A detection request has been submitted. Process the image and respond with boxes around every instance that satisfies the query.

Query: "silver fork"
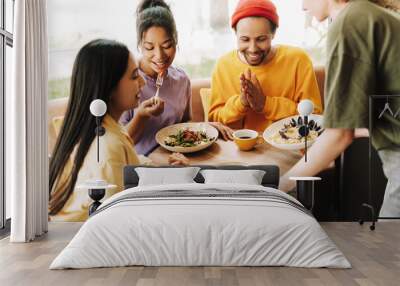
[155,73,164,97]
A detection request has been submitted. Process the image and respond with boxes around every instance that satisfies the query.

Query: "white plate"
[263,114,323,150]
[156,122,218,153]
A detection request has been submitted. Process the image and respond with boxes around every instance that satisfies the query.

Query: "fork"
[155,72,164,97]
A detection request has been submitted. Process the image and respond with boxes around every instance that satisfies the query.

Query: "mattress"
[50,183,350,269]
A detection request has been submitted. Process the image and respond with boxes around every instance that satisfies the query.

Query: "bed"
[50,165,350,269]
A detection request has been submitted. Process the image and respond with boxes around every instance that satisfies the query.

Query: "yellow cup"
[233,129,259,151]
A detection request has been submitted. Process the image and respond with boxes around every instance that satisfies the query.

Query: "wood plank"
[0,222,399,286]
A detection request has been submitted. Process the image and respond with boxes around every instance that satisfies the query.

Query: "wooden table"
[148,139,303,175]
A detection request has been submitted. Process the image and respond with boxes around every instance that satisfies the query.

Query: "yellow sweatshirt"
[208,46,323,132]
[51,114,140,222]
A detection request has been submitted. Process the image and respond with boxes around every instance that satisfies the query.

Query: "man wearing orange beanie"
[208,0,323,133]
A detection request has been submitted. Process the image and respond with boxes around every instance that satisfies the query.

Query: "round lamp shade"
[90,99,107,117]
[297,99,314,116]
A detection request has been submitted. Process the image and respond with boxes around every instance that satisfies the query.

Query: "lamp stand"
[298,116,310,162]
[88,188,106,215]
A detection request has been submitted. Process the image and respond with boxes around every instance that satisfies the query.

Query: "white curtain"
[7,0,49,242]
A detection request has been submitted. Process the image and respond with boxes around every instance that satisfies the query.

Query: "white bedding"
[50,183,351,269]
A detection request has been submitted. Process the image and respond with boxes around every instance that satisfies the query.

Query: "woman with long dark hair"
[120,0,234,157]
[49,39,183,221]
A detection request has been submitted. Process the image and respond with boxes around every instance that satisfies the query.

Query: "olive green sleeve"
[323,53,376,129]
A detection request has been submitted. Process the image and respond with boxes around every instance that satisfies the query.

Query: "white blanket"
[50,183,351,269]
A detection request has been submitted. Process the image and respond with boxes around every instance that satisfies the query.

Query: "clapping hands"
[240,68,266,113]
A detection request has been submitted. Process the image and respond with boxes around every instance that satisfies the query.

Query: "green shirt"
[324,0,400,150]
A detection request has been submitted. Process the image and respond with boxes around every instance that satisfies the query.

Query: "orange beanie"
[231,0,279,28]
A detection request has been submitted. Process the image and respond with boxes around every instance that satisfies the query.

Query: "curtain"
[7,0,49,242]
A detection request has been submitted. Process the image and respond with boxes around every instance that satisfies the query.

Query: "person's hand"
[168,152,190,166]
[241,69,265,113]
[137,97,165,118]
[239,73,251,108]
[208,122,234,141]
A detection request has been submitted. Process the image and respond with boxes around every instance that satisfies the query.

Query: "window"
[48,0,327,100]
[0,0,14,233]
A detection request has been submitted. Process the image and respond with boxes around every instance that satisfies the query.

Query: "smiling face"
[302,0,330,22]
[111,54,145,112]
[140,26,176,76]
[235,17,275,66]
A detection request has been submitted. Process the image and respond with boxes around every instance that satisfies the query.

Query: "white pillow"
[135,167,201,186]
[200,169,266,185]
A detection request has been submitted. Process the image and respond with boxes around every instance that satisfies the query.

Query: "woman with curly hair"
[120,0,234,159]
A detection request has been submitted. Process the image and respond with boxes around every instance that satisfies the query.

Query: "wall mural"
[47,1,400,225]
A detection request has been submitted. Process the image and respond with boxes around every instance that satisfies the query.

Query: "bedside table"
[289,177,321,212]
[76,180,116,215]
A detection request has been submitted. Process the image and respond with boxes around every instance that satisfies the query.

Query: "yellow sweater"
[51,114,140,222]
[209,46,323,132]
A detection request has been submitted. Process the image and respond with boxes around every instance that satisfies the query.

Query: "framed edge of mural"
[360,94,400,230]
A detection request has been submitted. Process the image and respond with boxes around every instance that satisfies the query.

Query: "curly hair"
[136,0,178,47]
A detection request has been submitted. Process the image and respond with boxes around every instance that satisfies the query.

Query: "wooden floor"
[0,222,399,286]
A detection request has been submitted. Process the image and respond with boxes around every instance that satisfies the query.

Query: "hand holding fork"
[137,71,166,117]
[155,71,165,98]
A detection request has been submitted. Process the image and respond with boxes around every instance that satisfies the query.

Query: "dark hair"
[268,21,277,34]
[49,39,130,215]
[136,0,178,46]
